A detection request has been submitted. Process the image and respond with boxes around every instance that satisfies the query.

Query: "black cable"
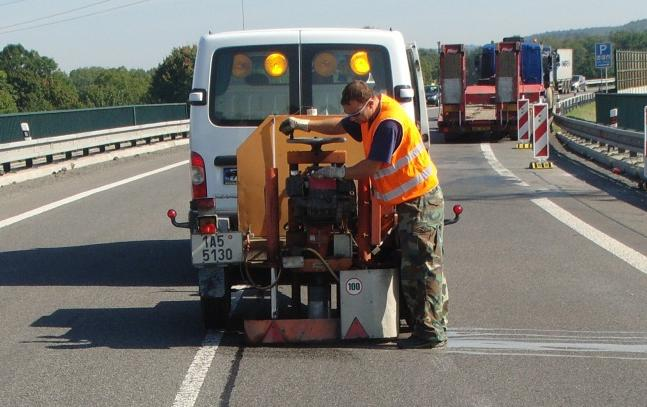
[0,0,114,30]
[0,0,27,7]
[302,247,340,283]
[242,254,283,291]
[0,0,152,35]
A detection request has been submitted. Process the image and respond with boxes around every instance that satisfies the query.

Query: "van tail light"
[199,217,217,234]
[192,198,215,210]
[191,151,207,199]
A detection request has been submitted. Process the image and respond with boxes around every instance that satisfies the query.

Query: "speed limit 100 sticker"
[346,278,362,295]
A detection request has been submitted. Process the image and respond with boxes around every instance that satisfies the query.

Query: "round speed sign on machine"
[345,278,362,295]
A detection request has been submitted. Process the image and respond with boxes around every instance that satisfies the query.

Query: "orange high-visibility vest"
[361,95,438,205]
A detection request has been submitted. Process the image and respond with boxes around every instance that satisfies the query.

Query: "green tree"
[0,44,80,112]
[419,48,440,85]
[148,45,196,103]
[70,67,151,107]
[0,70,17,113]
[611,31,647,50]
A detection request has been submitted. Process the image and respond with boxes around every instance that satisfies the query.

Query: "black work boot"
[397,334,447,350]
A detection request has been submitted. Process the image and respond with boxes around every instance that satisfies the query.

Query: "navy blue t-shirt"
[340,109,402,163]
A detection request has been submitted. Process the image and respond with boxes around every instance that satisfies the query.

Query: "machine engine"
[285,170,357,256]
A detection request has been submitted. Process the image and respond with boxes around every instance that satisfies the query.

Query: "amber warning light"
[265,53,288,77]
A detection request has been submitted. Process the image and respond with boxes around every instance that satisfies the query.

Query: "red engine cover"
[309,177,337,190]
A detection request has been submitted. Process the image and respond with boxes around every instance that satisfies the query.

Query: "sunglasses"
[345,99,370,118]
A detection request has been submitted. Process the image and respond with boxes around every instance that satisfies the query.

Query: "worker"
[279,80,448,349]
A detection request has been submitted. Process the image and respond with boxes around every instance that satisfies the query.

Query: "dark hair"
[340,80,375,105]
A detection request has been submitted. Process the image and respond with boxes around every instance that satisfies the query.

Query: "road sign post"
[595,43,612,93]
[644,106,646,180]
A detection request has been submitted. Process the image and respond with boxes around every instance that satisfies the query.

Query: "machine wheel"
[200,289,231,330]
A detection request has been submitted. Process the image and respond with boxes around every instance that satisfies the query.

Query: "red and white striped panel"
[643,106,646,178]
[517,99,530,141]
[610,108,618,128]
[533,103,549,160]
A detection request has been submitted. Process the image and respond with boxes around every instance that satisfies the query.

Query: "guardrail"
[553,115,642,153]
[584,78,616,92]
[585,78,615,86]
[557,93,595,115]
[554,95,645,183]
[0,119,189,173]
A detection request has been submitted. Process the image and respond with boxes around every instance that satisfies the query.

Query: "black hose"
[302,247,340,283]
[242,252,283,291]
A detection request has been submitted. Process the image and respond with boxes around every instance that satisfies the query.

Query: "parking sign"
[595,43,612,68]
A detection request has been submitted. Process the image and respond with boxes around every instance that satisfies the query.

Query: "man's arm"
[344,159,382,179]
[307,117,346,135]
[279,116,346,136]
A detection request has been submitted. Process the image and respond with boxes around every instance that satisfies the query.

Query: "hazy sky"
[0,0,643,72]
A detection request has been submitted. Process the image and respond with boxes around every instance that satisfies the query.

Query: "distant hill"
[530,18,647,40]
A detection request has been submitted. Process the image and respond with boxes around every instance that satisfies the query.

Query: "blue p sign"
[595,43,612,68]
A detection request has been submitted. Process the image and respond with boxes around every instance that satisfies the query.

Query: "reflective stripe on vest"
[361,95,438,204]
[373,141,427,180]
[373,163,436,203]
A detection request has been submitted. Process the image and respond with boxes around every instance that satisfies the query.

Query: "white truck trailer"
[554,48,573,94]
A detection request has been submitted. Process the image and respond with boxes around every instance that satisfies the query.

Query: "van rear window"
[209,44,392,126]
[301,44,392,116]
[210,45,298,126]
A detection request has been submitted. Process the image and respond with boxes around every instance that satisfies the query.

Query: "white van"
[177,28,429,327]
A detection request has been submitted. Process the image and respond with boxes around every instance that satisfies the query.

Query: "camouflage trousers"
[397,186,448,342]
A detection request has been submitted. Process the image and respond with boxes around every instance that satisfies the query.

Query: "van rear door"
[196,32,300,216]
[406,42,430,144]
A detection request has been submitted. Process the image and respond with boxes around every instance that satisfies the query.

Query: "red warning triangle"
[344,317,369,339]
[263,322,286,344]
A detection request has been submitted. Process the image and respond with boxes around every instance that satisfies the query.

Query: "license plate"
[223,167,237,185]
[192,232,243,264]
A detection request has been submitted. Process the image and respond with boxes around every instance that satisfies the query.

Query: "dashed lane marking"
[172,291,243,407]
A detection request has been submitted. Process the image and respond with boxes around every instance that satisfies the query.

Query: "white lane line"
[171,331,223,407]
[0,160,188,230]
[481,143,647,275]
[480,143,529,187]
[532,198,647,274]
[172,292,243,407]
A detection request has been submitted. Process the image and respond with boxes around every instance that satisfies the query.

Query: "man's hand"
[312,166,345,179]
[279,117,310,135]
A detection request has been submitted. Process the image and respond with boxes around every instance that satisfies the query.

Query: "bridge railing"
[0,104,189,173]
[0,119,189,173]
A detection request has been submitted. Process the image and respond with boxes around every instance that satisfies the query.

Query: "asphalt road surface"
[1,131,646,406]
